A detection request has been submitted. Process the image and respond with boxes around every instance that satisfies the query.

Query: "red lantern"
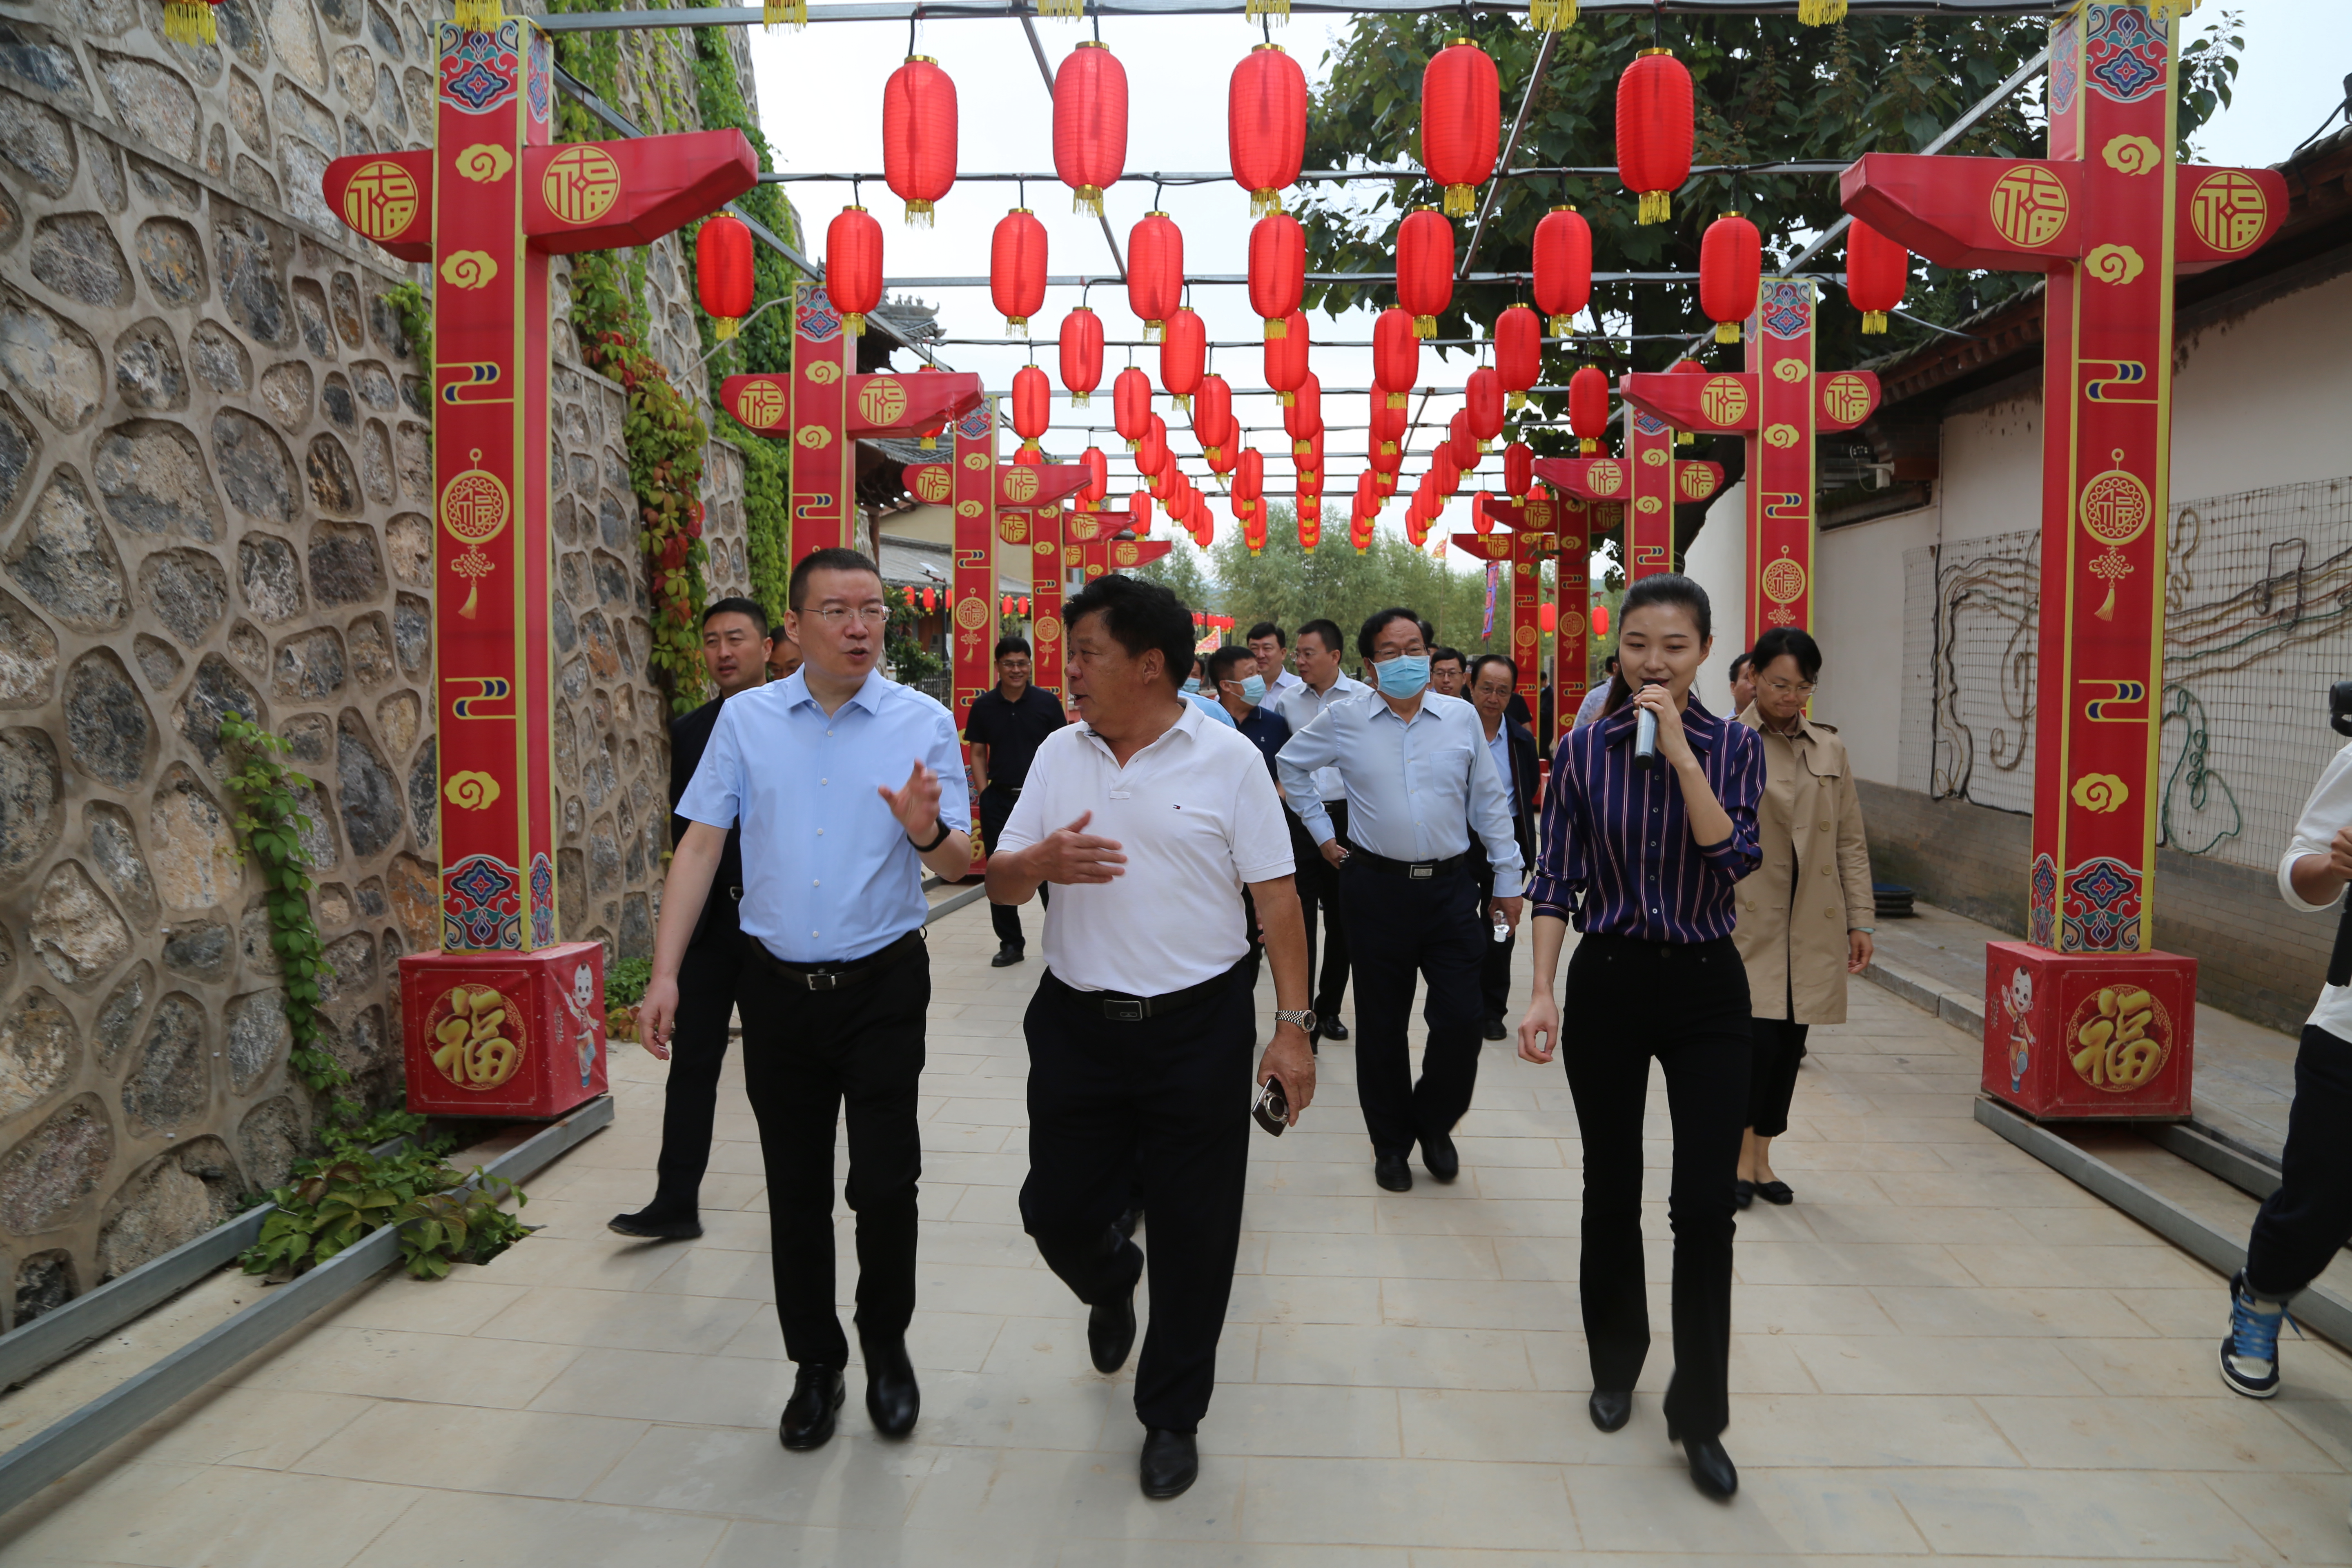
[1421,39,1499,219]
[1298,506,1320,551]
[1193,374,1235,460]
[1080,445,1109,505]
[695,214,755,341]
[1617,49,1693,226]
[1503,440,1532,498]
[1059,307,1103,405]
[1472,489,1496,536]
[1465,366,1504,444]
[1235,447,1263,503]
[1532,206,1592,337]
[1012,364,1051,452]
[1137,414,1169,478]
[1264,310,1309,405]
[1396,208,1453,339]
[1369,388,1407,455]
[1540,600,1557,633]
[1054,40,1127,217]
[991,208,1048,332]
[1569,365,1610,454]
[1020,595,1032,617]
[1160,306,1205,410]
[1127,211,1184,340]
[1592,602,1608,637]
[825,205,882,336]
[1369,436,1403,478]
[1432,443,1460,498]
[1205,443,1239,478]
[1373,307,1419,410]
[1249,215,1306,340]
[1002,595,1014,617]
[1701,212,1762,343]
[921,586,936,612]
[1294,431,1323,481]
[1494,306,1541,410]
[1130,490,1154,535]
[1444,410,1476,472]
[1113,365,1152,450]
[1284,371,1323,444]
[1846,220,1909,334]
[1230,44,1307,217]
[882,56,957,226]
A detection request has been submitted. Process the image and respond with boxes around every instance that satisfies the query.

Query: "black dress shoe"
[1116,1205,1145,1239]
[1420,1131,1460,1183]
[1483,1017,1508,1042]
[1588,1390,1632,1432]
[1733,1179,1755,1211]
[608,1206,702,1241]
[1139,1427,1199,1499]
[860,1336,920,1438]
[1754,1180,1795,1206]
[990,943,1025,968]
[1089,1290,1138,1374]
[780,1364,846,1451]
[1374,1154,1413,1193]
[1319,1017,1349,1042]
[1669,1425,1739,1499]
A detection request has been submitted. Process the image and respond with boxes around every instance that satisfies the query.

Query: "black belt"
[753,929,922,992]
[1046,962,1243,1021]
[1344,843,1470,880]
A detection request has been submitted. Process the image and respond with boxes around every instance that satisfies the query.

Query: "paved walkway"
[7,900,2352,1565]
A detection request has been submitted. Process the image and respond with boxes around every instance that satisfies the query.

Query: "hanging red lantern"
[1229,44,1307,217]
[1054,40,1127,218]
[1248,215,1305,340]
[1129,490,1154,535]
[920,586,935,612]
[1058,307,1103,405]
[1283,371,1323,444]
[1160,306,1205,410]
[1472,489,1497,536]
[1592,603,1608,637]
[1235,447,1264,503]
[1193,374,1235,460]
[1264,310,1309,405]
[1432,443,1461,498]
[1373,307,1419,410]
[1205,443,1239,478]
[1020,595,1032,617]
[1494,306,1541,410]
[1354,470,1378,514]
[695,214,755,341]
[1617,49,1693,226]
[1540,600,1557,633]
[1701,212,1762,343]
[1446,410,1478,471]
[1294,432,1323,483]
[1080,445,1109,506]
[1369,388,1407,456]
[1532,206,1592,337]
[1503,440,1532,498]
[1137,414,1169,477]
[1569,365,1609,454]
[1002,594,1014,617]
[1113,365,1152,450]
[825,205,883,336]
[1012,364,1051,453]
[1846,220,1909,334]
[1127,212,1184,340]
[1298,505,1321,552]
[1465,366,1504,444]
[1369,437,1403,478]
[1421,39,1499,220]
[881,56,957,226]
[991,208,1048,333]
[1396,208,1453,339]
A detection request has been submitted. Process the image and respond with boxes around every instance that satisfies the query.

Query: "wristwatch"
[1274,1008,1317,1035]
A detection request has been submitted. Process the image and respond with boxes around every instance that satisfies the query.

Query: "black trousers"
[735,935,929,1368]
[1340,858,1485,1158]
[2247,1025,2352,1299]
[646,932,747,1215]
[1020,964,1255,1434]
[1288,803,1352,1018]
[981,786,1047,950]
[1561,933,1752,1441]
[1748,1016,1810,1138]
[1476,863,1515,1025]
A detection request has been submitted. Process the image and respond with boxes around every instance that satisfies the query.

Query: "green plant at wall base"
[885,586,943,685]
[381,279,432,376]
[218,713,347,1094]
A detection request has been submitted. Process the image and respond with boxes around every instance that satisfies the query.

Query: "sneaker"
[2219,1270,2287,1399]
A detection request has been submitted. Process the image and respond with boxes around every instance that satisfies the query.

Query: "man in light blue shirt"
[637,548,970,1455]
[1267,619,1371,1043]
[1277,607,1523,1194]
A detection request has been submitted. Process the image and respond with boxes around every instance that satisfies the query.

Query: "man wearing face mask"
[1208,645,1290,780]
[1277,608,1525,1192]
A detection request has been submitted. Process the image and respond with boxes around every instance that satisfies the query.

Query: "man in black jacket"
[611,596,771,1240]
[1468,655,1540,1041]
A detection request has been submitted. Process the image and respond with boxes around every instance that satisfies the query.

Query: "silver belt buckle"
[1410,864,1434,879]
[806,971,841,992]
[1105,998,1146,1021]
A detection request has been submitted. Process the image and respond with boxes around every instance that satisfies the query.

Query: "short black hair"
[1726,650,1754,682]
[703,596,769,637]
[1430,646,1466,671]
[1206,644,1252,686]
[1246,621,1287,647]
[1601,653,1620,673]
[1357,607,1431,660]
[1749,626,1823,682]
[1297,618,1344,656]
[993,635,1032,662]
[1469,653,1517,688]
[787,547,882,611]
[1064,572,1193,690]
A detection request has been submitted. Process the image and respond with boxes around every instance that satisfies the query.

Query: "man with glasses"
[1468,654,1539,1042]
[1268,619,1370,1044]
[638,548,971,1453]
[967,636,1067,967]
[1246,621,1304,700]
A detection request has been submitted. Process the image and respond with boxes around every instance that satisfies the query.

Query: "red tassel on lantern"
[1532,206,1592,337]
[1113,366,1152,451]
[825,205,882,336]
[1127,212,1184,341]
[1504,441,1532,497]
[1396,208,1453,339]
[1080,445,1109,506]
[1284,371,1323,445]
[1373,307,1419,411]
[1421,39,1499,220]
[1193,374,1234,461]
[1494,306,1541,410]
[1465,367,1504,445]
[163,0,223,45]
[1012,364,1050,453]
[1160,306,1205,410]
[1248,215,1305,340]
[1846,219,1909,334]
[991,208,1047,333]
[1569,365,1610,454]
[1701,212,1762,343]
[1264,310,1309,406]
[1230,44,1307,217]
[695,214,755,341]
[882,56,957,226]
[1058,307,1102,405]
[1617,49,1693,226]
[1054,41,1127,217]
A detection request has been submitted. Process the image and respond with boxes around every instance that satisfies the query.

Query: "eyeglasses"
[1759,676,1815,697]
[808,604,890,627]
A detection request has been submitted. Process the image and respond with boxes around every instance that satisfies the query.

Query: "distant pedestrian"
[1726,651,1757,720]
[1247,621,1305,699]
[1268,619,1370,1045]
[1429,646,1468,699]
[1468,654,1538,1042]
[966,636,1068,968]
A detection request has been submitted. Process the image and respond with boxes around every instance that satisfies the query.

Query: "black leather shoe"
[1319,1017,1349,1042]
[1374,1154,1413,1193]
[990,943,1025,968]
[608,1206,702,1241]
[1116,1205,1145,1239]
[1669,1425,1739,1499]
[1089,1291,1138,1374]
[860,1336,919,1439]
[1733,1179,1755,1211]
[1421,1131,1460,1183]
[1483,1017,1508,1042]
[1139,1428,1199,1499]
[1754,1180,1795,1206]
[1588,1390,1632,1432]
[780,1364,846,1451]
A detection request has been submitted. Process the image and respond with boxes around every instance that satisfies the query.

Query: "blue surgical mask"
[1375,654,1432,699]
[1182,677,1203,693]
[1239,674,1267,704]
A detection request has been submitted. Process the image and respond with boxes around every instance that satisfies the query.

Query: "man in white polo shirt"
[987,572,1316,1502]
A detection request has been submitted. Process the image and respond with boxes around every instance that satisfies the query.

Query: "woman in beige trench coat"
[1732,628,1878,1207]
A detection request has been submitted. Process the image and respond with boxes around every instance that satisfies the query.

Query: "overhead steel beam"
[537,2,2066,32]
[758,160,1856,185]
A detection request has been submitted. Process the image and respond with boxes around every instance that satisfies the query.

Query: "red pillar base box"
[1981,942,2196,1120]
[398,942,609,1118]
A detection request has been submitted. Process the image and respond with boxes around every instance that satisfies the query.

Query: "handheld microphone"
[1633,705,1660,770]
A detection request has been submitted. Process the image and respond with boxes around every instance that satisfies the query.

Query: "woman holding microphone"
[1517,574,1764,1500]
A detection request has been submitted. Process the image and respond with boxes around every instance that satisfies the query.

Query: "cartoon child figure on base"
[566,961,602,1089]
[2001,966,2034,1094]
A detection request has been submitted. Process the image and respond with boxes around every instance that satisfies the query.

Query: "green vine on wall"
[382,279,432,377]
[218,713,348,1094]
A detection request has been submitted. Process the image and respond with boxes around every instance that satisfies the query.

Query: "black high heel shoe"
[1665,1421,1738,1499]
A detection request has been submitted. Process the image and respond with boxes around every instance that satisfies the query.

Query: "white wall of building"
[2172,266,2352,501]
[1681,481,1747,716]
[1815,505,1939,785]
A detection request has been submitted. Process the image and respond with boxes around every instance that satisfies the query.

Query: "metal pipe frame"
[762,160,1856,185]
[536,2,2064,31]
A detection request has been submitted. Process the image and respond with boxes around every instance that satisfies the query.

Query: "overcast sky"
[743,3,2348,576]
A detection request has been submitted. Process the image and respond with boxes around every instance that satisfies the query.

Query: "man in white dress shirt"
[989,573,1316,1501]
[1268,619,1371,1043]
[1277,608,1524,1194]
[1246,621,1305,700]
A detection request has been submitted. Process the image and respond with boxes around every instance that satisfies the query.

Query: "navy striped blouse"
[1529,696,1764,942]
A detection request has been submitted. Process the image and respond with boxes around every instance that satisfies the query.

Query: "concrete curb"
[1861,952,1986,1038]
